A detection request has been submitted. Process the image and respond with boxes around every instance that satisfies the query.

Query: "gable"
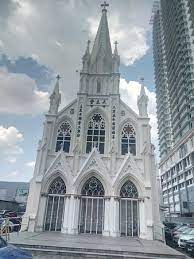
[57,98,77,121]
[119,99,139,123]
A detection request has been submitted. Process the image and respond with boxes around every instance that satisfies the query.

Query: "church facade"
[23,5,161,240]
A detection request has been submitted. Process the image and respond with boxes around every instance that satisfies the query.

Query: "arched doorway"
[44,177,66,231]
[78,176,105,234]
[119,180,139,237]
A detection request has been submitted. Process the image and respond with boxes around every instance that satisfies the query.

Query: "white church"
[23,3,161,240]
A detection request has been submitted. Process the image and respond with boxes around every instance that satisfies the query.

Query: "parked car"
[0,210,17,218]
[164,226,173,244]
[0,236,32,258]
[178,228,194,248]
[163,222,178,230]
[185,239,194,256]
[172,224,186,233]
[173,225,190,245]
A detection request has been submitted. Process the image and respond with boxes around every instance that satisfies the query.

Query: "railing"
[0,216,28,241]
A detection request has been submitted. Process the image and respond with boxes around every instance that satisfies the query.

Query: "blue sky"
[0,0,156,182]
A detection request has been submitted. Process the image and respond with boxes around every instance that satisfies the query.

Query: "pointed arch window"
[48,177,66,194]
[119,180,139,236]
[44,177,66,231]
[79,177,105,234]
[55,121,72,153]
[120,180,138,198]
[121,123,136,156]
[86,113,105,154]
[81,176,105,196]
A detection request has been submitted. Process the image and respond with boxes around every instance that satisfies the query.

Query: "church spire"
[82,40,91,72]
[113,41,120,73]
[137,77,149,117]
[90,2,113,73]
[49,75,61,114]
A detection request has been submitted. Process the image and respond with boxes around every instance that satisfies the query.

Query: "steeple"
[113,41,120,73]
[82,40,91,72]
[90,2,113,73]
[49,75,61,114]
[137,78,149,117]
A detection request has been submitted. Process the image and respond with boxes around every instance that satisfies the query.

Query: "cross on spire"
[140,77,144,84]
[101,1,109,11]
[56,74,61,81]
[87,39,91,48]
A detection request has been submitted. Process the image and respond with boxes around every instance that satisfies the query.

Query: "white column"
[102,198,110,236]
[139,200,146,239]
[22,180,41,232]
[35,194,47,232]
[110,197,120,237]
[70,196,80,234]
[145,197,154,240]
[61,196,70,234]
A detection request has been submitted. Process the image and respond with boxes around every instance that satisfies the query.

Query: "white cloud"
[25,161,35,169]
[0,126,23,156]
[0,170,20,182]
[0,67,49,115]
[0,39,4,48]
[120,78,159,159]
[6,157,17,163]
[0,0,152,103]
[87,16,149,66]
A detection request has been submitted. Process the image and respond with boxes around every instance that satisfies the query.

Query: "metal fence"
[0,216,28,241]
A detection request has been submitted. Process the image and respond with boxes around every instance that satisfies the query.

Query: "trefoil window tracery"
[55,121,72,153]
[86,113,105,154]
[121,123,136,156]
[120,180,138,198]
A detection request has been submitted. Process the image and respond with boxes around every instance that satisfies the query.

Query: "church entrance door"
[78,176,105,234]
[44,177,66,231]
[119,181,140,237]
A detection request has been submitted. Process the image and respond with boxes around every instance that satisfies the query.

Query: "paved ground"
[8,232,188,258]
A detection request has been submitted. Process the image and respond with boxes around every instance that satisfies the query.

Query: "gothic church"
[23,3,161,240]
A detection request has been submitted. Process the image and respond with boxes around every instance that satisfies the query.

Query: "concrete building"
[0,181,29,212]
[153,0,194,217]
[23,4,161,240]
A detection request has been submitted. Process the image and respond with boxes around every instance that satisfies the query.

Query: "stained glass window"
[86,113,105,154]
[121,123,136,155]
[48,177,66,195]
[81,177,105,196]
[120,180,138,198]
[44,177,66,231]
[55,121,72,153]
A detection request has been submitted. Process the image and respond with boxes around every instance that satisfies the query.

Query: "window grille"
[55,121,72,153]
[121,123,136,155]
[86,113,105,154]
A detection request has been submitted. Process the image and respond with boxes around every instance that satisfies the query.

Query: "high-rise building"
[153,0,194,217]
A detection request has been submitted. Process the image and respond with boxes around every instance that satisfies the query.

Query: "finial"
[87,39,91,53]
[87,39,91,47]
[139,77,146,96]
[101,1,109,11]
[114,41,118,47]
[140,77,144,84]
[114,40,118,54]
[56,74,61,81]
